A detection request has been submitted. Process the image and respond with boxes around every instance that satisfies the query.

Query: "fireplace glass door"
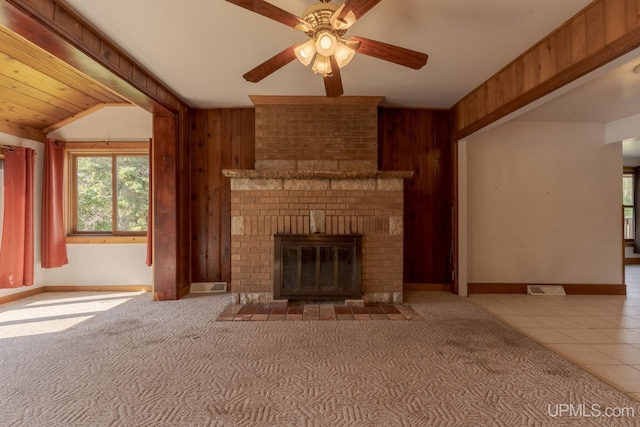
[274,234,362,300]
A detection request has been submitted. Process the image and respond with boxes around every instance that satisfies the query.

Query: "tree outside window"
[73,153,149,235]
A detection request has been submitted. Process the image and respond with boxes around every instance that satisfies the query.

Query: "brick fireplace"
[223,96,412,304]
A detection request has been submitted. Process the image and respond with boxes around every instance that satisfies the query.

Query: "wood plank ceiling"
[0,24,131,142]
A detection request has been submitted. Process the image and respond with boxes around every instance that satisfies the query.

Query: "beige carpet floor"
[0,291,638,426]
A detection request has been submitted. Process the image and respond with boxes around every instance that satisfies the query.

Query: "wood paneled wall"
[453,0,640,139]
[378,108,453,285]
[190,108,255,283]
[189,107,453,286]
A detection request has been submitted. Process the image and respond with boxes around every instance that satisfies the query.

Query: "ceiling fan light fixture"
[294,39,317,66]
[315,31,337,56]
[334,41,356,68]
[312,54,332,76]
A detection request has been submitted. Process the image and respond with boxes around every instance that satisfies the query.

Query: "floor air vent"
[527,285,566,296]
[190,282,227,293]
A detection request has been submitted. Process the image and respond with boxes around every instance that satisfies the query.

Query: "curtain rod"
[0,145,38,153]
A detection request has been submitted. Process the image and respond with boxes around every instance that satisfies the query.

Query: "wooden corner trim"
[43,286,152,293]
[468,283,626,295]
[0,287,45,305]
[404,283,452,292]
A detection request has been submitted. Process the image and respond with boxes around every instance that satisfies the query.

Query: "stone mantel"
[222,169,413,180]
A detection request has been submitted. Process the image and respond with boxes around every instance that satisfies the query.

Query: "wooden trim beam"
[0,286,152,306]
[249,95,385,106]
[65,141,149,151]
[0,287,44,305]
[452,0,640,139]
[0,121,45,141]
[152,113,180,301]
[44,285,152,292]
[404,283,452,292]
[0,0,186,114]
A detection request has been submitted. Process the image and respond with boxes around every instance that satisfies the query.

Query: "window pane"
[76,156,112,232]
[623,175,634,206]
[625,207,635,240]
[116,156,149,232]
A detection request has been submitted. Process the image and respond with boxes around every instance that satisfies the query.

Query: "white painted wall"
[466,120,622,285]
[47,105,152,142]
[1,106,153,297]
[45,245,150,286]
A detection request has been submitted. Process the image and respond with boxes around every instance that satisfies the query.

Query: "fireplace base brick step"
[216,303,423,321]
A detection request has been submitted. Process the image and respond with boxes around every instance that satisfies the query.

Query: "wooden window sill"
[66,236,147,244]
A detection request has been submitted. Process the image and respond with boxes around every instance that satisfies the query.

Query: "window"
[623,170,634,241]
[67,143,149,239]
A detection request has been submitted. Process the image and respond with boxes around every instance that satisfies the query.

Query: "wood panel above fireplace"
[274,234,362,300]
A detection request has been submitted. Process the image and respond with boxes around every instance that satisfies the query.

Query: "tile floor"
[469,265,640,402]
[216,303,423,321]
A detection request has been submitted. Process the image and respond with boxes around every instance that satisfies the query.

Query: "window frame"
[623,167,635,244]
[65,142,150,244]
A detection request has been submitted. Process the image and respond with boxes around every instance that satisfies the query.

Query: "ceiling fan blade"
[323,56,343,97]
[340,0,382,20]
[226,0,300,29]
[243,44,299,83]
[349,36,428,69]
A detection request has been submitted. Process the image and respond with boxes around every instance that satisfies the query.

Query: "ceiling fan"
[226,0,429,97]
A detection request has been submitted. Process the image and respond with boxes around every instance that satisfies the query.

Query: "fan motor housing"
[301,3,347,38]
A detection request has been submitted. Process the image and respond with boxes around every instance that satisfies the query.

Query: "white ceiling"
[56,0,640,157]
[59,0,593,108]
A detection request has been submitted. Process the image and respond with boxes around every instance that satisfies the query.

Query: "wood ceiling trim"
[0,72,80,117]
[0,3,140,141]
[0,97,61,126]
[452,0,640,139]
[1,0,186,114]
[0,80,79,120]
[0,26,128,105]
[0,101,54,129]
[0,120,45,141]
[1,52,106,111]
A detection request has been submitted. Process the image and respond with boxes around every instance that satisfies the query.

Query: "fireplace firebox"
[274,234,362,300]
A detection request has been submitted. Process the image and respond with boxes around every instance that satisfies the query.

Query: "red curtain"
[41,139,68,268]
[146,138,153,266]
[0,147,35,288]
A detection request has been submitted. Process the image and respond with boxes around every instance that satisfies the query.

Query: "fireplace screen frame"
[274,234,362,300]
